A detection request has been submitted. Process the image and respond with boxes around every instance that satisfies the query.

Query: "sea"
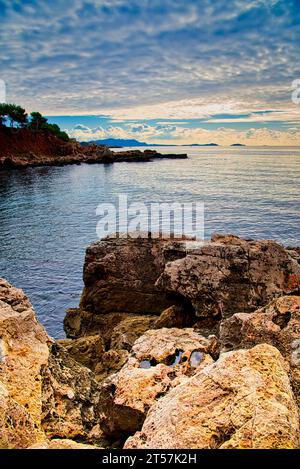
[0,146,299,337]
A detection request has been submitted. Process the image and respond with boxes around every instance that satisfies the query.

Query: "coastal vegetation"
[0,103,69,141]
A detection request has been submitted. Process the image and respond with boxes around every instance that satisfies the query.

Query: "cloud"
[66,120,300,145]
[1,0,300,115]
[1,0,300,144]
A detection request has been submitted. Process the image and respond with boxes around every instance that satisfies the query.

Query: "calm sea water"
[0,146,299,338]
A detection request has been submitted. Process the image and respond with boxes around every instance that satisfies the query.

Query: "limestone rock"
[94,349,129,382]
[79,237,187,315]
[157,234,300,319]
[125,344,299,449]
[41,343,101,441]
[63,310,157,381]
[76,235,299,333]
[0,278,51,448]
[153,305,192,329]
[220,295,300,404]
[57,335,105,371]
[109,315,156,350]
[98,328,215,438]
[29,438,100,449]
[0,382,42,449]
[0,278,103,447]
[131,327,217,363]
[64,309,157,348]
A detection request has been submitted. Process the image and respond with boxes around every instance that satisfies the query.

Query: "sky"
[1,0,300,145]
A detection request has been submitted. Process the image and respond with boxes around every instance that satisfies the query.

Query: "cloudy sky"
[1,0,300,145]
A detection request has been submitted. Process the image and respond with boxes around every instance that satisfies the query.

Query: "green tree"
[42,122,69,141]
[0,103,8,126]
[0,103,69,141]
[0,103,27,127]
[29,111,48,130]
[29,113,69,140]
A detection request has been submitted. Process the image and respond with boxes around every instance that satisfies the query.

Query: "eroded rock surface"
[125,344,299,449]
[57,335,105,371]
[220,295,300,404]
[63,310,158,381]
[157,234,300,318]
[1,232,300,451]
[79,237,187,316]
[98,328,215,438]
[0,278,103,448]
[41,343,102,441]
[74,235,300,336]
[0,279,51,447]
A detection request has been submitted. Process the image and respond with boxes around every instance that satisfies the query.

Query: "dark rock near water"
[157,234,300,319]
[74,234,300,332]
[79,237,187,317]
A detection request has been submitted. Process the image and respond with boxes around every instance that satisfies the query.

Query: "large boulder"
[0,278,103,448]
[157,234,300,319]
[79,237,187,316]
[74,235,300,334]
[0,278,50,447]
[125,344,299,449]
[219,295,300,404]
[98,328,216,438]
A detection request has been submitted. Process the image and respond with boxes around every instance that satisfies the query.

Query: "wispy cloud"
[1,0,300,144]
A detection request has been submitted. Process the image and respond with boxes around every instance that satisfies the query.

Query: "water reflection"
[0,146,299,338]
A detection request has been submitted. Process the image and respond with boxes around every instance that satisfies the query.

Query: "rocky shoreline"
[0,128,187,169]
[0,234,300,449]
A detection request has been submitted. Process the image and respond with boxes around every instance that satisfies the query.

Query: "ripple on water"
[0,146,299,338]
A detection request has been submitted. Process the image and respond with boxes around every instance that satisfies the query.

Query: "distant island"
[189,143,219,147]
[82,138,149,147]
[83,138,221,148]
[231,143,246,146]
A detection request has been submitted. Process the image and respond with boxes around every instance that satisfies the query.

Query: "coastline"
[0,127,187,169]
[0,234,299,449]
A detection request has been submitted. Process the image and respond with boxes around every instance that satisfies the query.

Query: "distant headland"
[83,138,221,147]
[0,104,187,169]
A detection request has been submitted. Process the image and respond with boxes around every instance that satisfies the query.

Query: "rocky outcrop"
[219,295,300,404]
[0,279,51,447]
[111,149,187,162]
[125,344,299,449]
[79,237,187,317]
[157,234,300,319]
[0,127,187,169]
[71,235,300,338]
[98,328,215,439]
[0,278,103,448]
[57,335,105,371]
[1,232,300,451]
[41,343,102,441]
[63,310,158,380]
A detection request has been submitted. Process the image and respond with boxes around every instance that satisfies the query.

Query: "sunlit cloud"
[1,0,300,144]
